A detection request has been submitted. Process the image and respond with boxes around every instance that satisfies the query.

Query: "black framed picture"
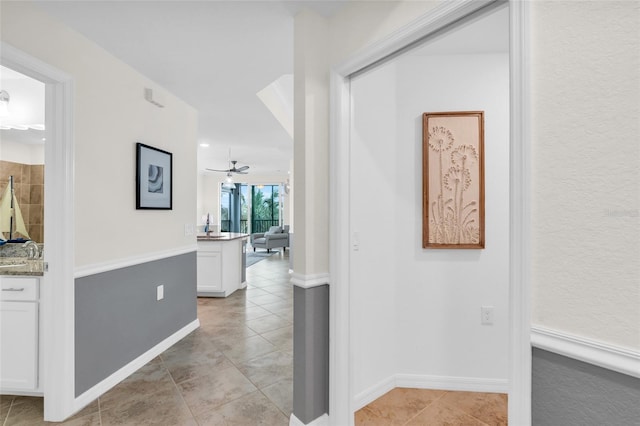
[136,143,172,210]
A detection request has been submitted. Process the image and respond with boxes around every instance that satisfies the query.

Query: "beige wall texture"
[293,10,330,276]
[1,2,199,267]
[531,0,639,350]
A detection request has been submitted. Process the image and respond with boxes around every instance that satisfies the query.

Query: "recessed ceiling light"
[199,143,210,147]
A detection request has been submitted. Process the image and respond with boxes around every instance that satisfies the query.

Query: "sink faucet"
[23,240,40,260]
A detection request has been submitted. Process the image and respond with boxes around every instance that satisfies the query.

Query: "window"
[251,185,280,233]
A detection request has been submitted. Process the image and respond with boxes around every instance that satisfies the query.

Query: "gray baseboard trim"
[75,251,197,396]
[293,285,329,424]
[532,347,640,426]
[531,325,640,378]
[73,319,199,414]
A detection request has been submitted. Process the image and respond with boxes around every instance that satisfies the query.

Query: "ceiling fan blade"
[235,171,249,174]
[235,165,249,172]
[206,168,231,172]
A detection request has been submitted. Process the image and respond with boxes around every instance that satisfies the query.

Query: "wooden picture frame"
[136,142,173,210]
[423,111,484,249]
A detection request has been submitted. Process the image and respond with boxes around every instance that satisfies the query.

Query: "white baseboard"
[395,374,509,393]
[353,375,397,411]
[289,413,329,426]
[75,244,197,278]
[354,374,509,411]
[72,319,199,413]
[531,325,640,379]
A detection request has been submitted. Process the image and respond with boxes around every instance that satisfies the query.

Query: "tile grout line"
[257,386,291,420]
[97,395,102,426]
[158,354,200,424]
[401,390,450,426]
[2,400,11,426]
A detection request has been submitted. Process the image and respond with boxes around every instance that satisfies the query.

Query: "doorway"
[1,43,75,421]
[329,1,531,424]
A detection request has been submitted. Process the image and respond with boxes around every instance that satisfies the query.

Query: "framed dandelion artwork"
[423,111,484,249]
[136,142,173,210]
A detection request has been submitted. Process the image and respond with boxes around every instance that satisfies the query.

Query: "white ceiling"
[5,1,507,174]
[0,66,46,145]
[31,1,349,176]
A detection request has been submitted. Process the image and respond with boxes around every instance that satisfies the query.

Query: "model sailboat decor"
[0,176,30,241]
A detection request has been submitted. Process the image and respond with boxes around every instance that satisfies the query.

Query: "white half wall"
[349,51,510,397]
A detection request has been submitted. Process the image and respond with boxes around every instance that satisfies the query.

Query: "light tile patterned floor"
[355,387,508,425]
[3,250,509,426]
[1,249,292,425]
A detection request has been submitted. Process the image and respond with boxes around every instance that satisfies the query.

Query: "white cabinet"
[197,249,223,293]
[196,236,246,297]
[1,277,39,392]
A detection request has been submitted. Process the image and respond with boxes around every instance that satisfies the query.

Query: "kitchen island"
[196,232,248,297]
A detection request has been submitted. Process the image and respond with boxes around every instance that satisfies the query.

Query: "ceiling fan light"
[222,173,235,189]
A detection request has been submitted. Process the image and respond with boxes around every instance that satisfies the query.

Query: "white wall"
[1,2,199,267]
[350,62,399,395]
[531,1,640,350]
[0,139,45,165]
[349,52,509,397]
[293,10,330,275]
[394,53,510,379]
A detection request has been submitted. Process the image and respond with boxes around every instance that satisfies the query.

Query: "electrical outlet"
[157,285,164,301]
[481,306,494,325]
[184,224,195,236]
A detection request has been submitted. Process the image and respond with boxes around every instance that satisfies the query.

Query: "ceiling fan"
[207,160,249,175]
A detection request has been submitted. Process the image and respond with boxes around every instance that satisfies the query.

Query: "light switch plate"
[481,306,494,325]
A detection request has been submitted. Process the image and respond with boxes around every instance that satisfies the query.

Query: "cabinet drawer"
[0,277,39,301]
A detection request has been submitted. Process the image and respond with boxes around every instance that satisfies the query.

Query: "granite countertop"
[0,257,45,276]
[197,232,249,242]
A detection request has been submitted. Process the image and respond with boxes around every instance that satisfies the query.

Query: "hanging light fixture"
[221,148,236,189]
[222,172,235,189]
[0,90,10,117]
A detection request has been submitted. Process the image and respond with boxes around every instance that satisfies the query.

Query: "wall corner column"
[292,8,331,425]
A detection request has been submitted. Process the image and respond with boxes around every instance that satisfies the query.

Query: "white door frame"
[328,1,531,425]
[1,42,76,422]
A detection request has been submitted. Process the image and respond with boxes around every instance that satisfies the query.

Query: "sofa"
[250,225,289,252]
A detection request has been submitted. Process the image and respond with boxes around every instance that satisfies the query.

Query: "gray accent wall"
[293,284,329,424]
[75,252,197,396]
[532,348,640,426]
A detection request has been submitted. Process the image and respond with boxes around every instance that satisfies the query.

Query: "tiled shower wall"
[0,160,44,242]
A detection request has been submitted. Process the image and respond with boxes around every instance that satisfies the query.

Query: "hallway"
[1,251,292,425]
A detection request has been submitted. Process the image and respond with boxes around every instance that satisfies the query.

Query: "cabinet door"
[1,301,38,390]
[197,251,223,292]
